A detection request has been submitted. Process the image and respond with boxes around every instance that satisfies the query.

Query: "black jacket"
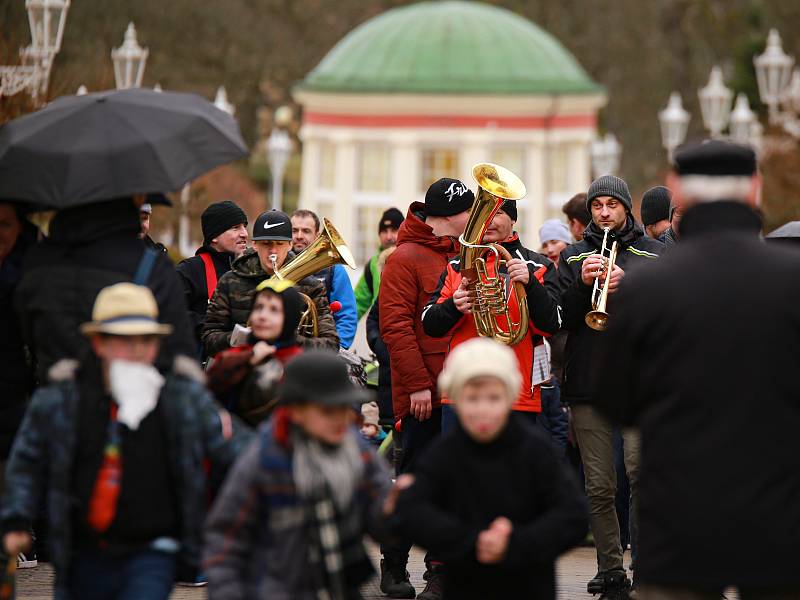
[366,297,392,421]
[394,415,587,599]
[0,220,38,458]
[557,217,663,404]
[176,246,235,344]
[15,200,197,381]
[593,202,800,589]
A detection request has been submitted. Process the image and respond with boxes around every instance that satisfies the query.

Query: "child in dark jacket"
[206,279,304,426]
[204,350,392,599]
[393,338,588,600]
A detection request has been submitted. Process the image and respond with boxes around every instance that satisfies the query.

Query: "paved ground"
[13,544,633,599]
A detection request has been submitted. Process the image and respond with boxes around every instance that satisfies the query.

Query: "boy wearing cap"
[640,186,672,240]
[202,209,339,357]
[177,200,249,349]
[1,283,250,599]
[204,350,392,599]
[394,338,587,600]
[557,175,663,597]
[378,177,473,598]
[355,207,404,319]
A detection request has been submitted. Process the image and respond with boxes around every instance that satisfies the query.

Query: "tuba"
[269,218,356,338]
[585,227,618,332]
[459,163,529,346]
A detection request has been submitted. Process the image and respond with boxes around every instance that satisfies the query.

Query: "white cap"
[438,338,521,401]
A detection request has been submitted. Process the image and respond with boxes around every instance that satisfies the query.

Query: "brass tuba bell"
[269,218,356,338]
[459,163,529,346]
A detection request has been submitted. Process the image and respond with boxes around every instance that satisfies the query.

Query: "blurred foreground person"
[207,279,303,426]
[394,338,587,600]
[16,198,196,380]
[639,186,672,240]
[1,283,250,600]
[594,140,800,600]
[204,351,391,600]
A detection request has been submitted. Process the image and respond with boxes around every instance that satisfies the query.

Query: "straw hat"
[80,283,173,336]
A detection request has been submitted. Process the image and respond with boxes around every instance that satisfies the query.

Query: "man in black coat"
[594,140,800,599]
[558,175,664,598]
[176,200,248,349]
[15,197,196,381]
[0,203,37,479]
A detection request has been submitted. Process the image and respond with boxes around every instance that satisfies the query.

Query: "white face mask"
[109,360,165,431]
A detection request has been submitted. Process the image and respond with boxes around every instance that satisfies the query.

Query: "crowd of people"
[0,137,798,600]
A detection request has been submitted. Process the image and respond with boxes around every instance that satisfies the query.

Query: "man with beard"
[558,175,664,599]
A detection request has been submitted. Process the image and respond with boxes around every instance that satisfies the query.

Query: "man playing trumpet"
[557,176,663,599]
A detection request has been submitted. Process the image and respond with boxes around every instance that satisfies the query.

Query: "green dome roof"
[300,1,601,95]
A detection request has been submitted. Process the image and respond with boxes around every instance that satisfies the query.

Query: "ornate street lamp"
[111,22,148,90]
[781,68,800,115]
[213,86,235,116]
[0,0,70,99]
[590,133,622,178]
[729,93,756,144]
[659,92,690,162]
[266,106,293,211]
[754,29,794,122]
[698,66,733,138]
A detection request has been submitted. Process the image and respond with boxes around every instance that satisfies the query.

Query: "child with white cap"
[393,337,587,599]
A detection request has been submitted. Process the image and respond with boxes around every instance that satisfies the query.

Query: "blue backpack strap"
[133,247,158,286]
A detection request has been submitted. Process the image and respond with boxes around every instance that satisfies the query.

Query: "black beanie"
[425,178,475,217]
[202,200,248,245]
[587,175,633,213]
[640,186,672,226]
[378,207,404,232]
[499,199,517,222]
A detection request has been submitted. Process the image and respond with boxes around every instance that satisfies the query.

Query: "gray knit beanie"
[586,175,633,213]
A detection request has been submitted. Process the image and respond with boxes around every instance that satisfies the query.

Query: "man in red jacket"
[378,177,473,599]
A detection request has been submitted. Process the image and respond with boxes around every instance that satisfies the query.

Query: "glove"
[230,324,252,347]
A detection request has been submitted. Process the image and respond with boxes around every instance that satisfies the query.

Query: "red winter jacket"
[379,203,459,420]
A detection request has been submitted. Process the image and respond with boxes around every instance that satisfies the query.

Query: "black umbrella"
[0,88,248,209]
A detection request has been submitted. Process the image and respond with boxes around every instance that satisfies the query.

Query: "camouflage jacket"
[0,357,253,594]
[202,249,339,357]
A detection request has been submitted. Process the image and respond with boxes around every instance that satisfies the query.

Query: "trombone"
[585,227,618,332]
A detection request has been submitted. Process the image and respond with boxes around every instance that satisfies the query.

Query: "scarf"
[291,428,371,600]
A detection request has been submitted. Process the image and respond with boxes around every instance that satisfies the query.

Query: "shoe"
[176,573,207,587]
[379,558,415,598]
[598,569,631,600]
[587,570,605,594]
[17,550,37,569]
[416,565,444,600]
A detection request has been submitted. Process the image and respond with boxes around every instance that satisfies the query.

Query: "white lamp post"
[754,29,794,122]
[729,93,756,144]
[659,92,691,162]
[698,66,733,138]
[590,133,622,178]
[0,0,70,99]
[213,86,235,116]
[782,68,800,114]
[266,106,293,211]
[111,22,148,90]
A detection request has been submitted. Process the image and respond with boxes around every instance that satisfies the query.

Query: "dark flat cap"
[674,139,756,177]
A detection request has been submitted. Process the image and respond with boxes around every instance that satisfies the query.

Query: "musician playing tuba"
[422,164,561,432]
[201,209,340,358]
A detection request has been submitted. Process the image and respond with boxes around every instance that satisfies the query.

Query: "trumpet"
[585,227,618,332]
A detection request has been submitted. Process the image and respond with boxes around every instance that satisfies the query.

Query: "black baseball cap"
[252,209,292,242]
[279,350,373,406]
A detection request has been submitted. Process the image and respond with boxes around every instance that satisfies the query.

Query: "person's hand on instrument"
[505,258,530,285]
[453,277,473,314]
[581,254,608,286]
[606,264,625,294]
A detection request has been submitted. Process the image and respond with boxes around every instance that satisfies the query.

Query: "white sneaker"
[17,552,37,569]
